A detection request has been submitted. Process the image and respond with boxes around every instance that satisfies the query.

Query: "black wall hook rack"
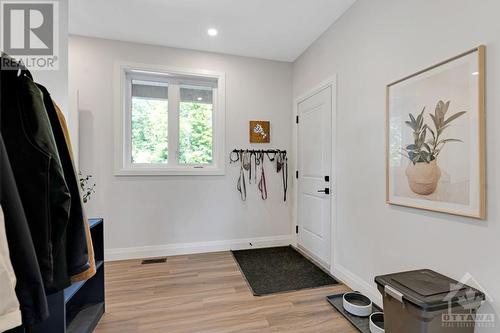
[231,149,287,154]
[230,148,288,202]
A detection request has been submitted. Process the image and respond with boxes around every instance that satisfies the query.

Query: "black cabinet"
[32,218,105,333]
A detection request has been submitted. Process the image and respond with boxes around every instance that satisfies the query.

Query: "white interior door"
[297,86,332,266]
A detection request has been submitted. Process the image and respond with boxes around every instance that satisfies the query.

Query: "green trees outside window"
[131,97,168,164]
[179,102,213,164]
[131,98,213,165]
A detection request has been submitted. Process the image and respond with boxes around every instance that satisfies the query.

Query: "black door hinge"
[296,170,299,179]
[296,115,299,124]
[296,225,299,234]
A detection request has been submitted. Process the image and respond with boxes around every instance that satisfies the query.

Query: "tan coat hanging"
[53,102,97,282]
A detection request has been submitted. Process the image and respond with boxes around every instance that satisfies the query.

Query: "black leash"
[276,150,283,173]
[249,151,255,184]
[257,153,267,200]
[282,152,288,202]
[236,152,247,201]
[229,150,240,164]
[266,151,276,162]
[242,151,251,184]
[275,151,288,201]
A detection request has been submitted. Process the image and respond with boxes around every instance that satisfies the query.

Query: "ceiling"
[69,0,356,62]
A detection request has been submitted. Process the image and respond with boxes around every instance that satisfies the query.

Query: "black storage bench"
[32,218,105,333]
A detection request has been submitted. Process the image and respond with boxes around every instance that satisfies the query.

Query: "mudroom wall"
[35,0,68,112]
[69,36,293,260]
[35,0,79,155]
[293,0,500,327]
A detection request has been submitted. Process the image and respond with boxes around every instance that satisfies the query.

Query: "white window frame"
[114,62,226,176]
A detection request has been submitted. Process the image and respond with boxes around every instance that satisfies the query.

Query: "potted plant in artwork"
[403,100,466,195]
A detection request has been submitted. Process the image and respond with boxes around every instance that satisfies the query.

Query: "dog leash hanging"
[242,151,251,184]
[258,153,268,200]
[281,152,288,202]
[276,150,283,173]
[234,152,247,201]
[266,151,276,163]
[250,151,259,184]
[237,152,247,201]
[229,150,240,164]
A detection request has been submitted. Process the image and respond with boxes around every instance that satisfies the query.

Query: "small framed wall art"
[386,46,486,219]
[249,120,270,143]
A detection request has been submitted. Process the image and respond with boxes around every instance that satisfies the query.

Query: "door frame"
[292,75,337,273]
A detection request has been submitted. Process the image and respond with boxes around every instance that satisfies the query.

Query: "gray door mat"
[231,246,338,296]
[326,293,383,333]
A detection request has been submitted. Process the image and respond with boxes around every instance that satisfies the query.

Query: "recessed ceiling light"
[207,28,218,37]
[197,97,203,101]
[472,71,479,76]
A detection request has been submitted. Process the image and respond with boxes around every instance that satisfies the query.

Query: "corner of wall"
[333,264,383,308]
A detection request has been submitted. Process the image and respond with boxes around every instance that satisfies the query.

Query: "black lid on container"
[375,269,485,312]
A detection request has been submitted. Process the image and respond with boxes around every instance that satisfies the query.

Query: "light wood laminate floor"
[95,251,357,333]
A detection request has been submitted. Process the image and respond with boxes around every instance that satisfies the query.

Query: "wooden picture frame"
[386,46,486,219]
[249,121,270,143]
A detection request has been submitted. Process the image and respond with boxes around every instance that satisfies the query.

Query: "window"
[116,65,225,175]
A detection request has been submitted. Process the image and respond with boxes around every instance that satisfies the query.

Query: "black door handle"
[318,188,330,195]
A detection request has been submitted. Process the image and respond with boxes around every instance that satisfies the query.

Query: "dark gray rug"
[231,246,338,296]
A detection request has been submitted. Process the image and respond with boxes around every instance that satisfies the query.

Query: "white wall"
[35,0,68,111]
[32,0,79,155]
[293,0,500,328]
[69,36,293,260]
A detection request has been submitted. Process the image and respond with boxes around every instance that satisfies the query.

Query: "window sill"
[114,166,225,176]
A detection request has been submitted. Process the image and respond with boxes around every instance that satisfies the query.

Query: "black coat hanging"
[0,136,49,326]
[0,57,73,292]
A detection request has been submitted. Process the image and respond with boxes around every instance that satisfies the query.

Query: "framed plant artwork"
[386,46,486,219]
[249,120,270,143]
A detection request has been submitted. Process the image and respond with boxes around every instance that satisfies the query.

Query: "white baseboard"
[333,264,383,308]
[105,235,292,261]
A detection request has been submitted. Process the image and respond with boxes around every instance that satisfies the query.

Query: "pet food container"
[342,292,373,317]
[375,269,485,333]
[369,312,384,333]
